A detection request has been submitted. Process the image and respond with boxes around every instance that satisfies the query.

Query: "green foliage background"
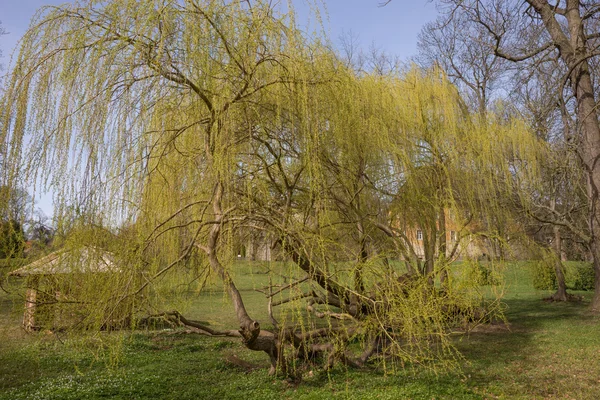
[531,260,594,291]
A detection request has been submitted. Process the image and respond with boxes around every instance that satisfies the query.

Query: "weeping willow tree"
[1,0,542,375]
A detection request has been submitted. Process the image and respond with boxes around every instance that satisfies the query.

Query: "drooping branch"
[141,310,243,337]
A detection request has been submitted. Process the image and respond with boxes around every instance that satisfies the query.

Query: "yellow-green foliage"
[531,258,558,291]
[565,261,595,291]
[1,0,543,372]
[464,259,502,286]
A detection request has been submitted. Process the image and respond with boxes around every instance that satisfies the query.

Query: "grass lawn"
[1,261,599,399]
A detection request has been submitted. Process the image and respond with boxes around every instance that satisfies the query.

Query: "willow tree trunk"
[438,207,449,285]
[203,180,280,373]
[423,223,437,285]
[355,220,367,293]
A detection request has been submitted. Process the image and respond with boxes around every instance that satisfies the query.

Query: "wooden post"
[23,276,40,332]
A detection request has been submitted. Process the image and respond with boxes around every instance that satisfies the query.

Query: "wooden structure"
[9,247,120,331]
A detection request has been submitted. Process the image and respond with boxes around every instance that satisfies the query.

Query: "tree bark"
[526,0,600,309]
[423,221,437,284]
[547,197,568,301]
[438,207,449,285]
[552,225,569,302]
[203,181,280,372]
[355,220,367,294]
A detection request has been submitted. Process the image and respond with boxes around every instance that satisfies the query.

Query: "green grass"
[0,334,479,400]
[1,261,600,399]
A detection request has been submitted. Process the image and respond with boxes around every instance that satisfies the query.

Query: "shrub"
[531,259,557,290]
[0,220,25,258]
[465,260,500,286]
[531,259,595,291]
[564,261,595,291]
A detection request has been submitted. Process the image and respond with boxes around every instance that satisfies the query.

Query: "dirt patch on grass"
[466,321,512,334]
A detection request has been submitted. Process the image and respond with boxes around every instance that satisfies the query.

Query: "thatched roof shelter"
[9,247,119,277]
[9,247,121,331]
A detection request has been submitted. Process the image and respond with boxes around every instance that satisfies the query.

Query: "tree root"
[139,310,243,337]
[224,354,263,372]
[140,310,373,375]
[543,292,583,302]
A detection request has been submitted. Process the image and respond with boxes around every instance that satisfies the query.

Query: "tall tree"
[417,8,508,116]
[2,0,541,373]
[416,11,520,265]
[511,59,589,300]
[417,0,600,308]
[510,1,596,309]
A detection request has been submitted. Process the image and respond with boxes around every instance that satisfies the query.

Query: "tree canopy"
[1,0,543,375]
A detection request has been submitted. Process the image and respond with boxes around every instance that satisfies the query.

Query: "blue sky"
[1,0,439,68]
[0,0,439,217]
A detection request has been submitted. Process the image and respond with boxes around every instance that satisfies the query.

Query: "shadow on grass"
[455,295,598,397]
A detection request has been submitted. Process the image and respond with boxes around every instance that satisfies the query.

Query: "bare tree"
[413,0,600,308]
[496,0,599,309]
[417,9,508,116]
[510,57,589,300]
